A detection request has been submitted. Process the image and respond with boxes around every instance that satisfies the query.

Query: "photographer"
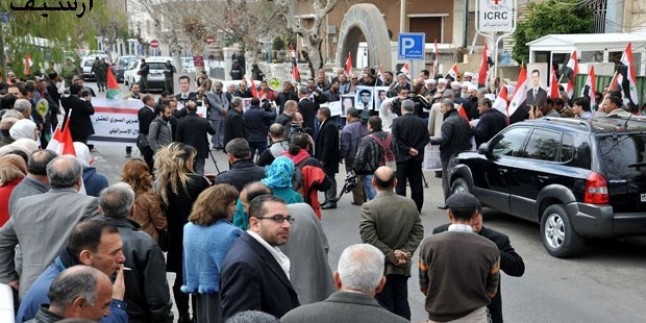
[244,98,276,160]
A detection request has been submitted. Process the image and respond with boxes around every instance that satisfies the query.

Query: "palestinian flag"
[106,65,120,99]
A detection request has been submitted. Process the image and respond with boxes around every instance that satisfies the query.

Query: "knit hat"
[446,192,480,213]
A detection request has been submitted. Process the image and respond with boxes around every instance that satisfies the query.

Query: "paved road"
[86,82,646,323]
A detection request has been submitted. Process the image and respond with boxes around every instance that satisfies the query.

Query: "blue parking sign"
[398,33,426,60]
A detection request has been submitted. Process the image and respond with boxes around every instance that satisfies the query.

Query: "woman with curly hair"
[121,158,167,242]
[155,142,211,323]
[182,183,241,323]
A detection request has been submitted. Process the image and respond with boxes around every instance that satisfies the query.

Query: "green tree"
[512,0,594,64]
[0,1,122,78]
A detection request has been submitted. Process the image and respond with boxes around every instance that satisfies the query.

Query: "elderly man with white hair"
[13,99,32,119]
[281,244,408,323]
[73,142,108,197]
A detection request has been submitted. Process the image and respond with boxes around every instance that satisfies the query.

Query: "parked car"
[124,56,173,91]
[112,55,139,83]
[81,54,110,80]
[449,116,646,258]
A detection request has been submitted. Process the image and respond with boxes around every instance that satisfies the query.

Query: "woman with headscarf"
[8,119,38,141]
[155,142,210,323]
[0,154,28,226]
[121,158,167,243]
[182,184,241,323]
[262,156,303,204]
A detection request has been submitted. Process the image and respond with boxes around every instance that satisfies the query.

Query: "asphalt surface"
[87,82,646,323]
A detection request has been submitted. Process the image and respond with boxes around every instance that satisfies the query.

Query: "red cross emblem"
[492,0,502,4]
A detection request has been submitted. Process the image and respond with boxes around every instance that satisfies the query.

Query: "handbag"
[136,133,149,151]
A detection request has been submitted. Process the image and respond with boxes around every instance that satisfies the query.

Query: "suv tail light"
[584,172,609,204]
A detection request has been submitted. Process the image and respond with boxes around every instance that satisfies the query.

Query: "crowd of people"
[2,59,641,323]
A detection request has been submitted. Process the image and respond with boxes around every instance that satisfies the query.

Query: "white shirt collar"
[448,223,474,233]
[247,230,291,279]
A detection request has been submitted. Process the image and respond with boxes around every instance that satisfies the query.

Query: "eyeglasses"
[257,214,295,224]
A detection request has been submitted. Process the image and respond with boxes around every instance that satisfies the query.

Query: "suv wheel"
[540,204,584,258]
[450,178,470,195]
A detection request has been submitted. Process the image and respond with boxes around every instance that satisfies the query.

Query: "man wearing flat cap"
[418,192,500,323]
[471,98,507,148]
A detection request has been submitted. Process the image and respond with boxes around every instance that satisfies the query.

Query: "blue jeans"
[363,175,376,200]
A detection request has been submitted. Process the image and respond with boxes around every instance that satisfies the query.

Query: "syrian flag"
[508,66,528,117]
[446,64,458,81]
[457,103,469,121]
[290,45,301,82]
[400,62,411,80]
[581,66,597,111]
[24,54,33,76]
[106,65,120,99]
[550,67,560,99]
[492,85,508,116]
[477,44,493,88]
[609,69,621,91]
[46,112,76,156]
[249,77,259,98]
[431,39,439,77]
[565,50,579,99]
[345,52,353,76]
[620,42,639,105]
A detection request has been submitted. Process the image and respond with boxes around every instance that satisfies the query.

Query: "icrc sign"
[478,0,515,32]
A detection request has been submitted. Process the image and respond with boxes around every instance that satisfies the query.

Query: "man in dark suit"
[223,97,248,150]
[137,95,157,171]
[61,84,95,144]
[526,69,548,109]
[391,99,429,212]
[176,101,215,175]
[297,88,319,136]
[281,244,408,323]
[315,107,339,209]
[220,195,300,319]
[432,209,525,323]
[234,80,253,98]
[214,138,266,192]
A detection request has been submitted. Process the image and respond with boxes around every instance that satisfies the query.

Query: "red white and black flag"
[564,50,579,99]
[620,42,639,105]
[290,45,301,83]
[581,66,597,111]
[477,44,494,88]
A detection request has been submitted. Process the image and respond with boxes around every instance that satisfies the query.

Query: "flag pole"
[608,70,619,91]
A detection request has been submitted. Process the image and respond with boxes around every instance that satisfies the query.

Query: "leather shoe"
[321,203,337,210]
[437,205,448,210]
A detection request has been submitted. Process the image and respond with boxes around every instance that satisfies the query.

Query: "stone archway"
[337,3,392,70]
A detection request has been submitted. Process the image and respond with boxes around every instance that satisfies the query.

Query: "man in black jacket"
[99,183,173,323]
[224,97,248,149]
[215,138,266,192]
[432,210,525,323]
[275,81,298,114]
[472,98,507,148]
[61,84,95,144]
[431,99,473,207]
[176,101,215,175]
[315,107,339,209]
[298,88,319,136]
[391,99,429,212]
[137,95,157,172]
[244,98,276,160]
[138,59,150,92]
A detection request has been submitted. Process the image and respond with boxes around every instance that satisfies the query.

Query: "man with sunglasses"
[221,195,300,319]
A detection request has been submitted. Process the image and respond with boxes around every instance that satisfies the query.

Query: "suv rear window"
[599,133,646,179]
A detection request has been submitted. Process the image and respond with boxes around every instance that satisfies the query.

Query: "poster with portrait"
[243,98,253,112]
[327,101,343,117]
[341,95,354,116]
[373,86,389,111]
[355,86,374,111]
[423,144,442,171]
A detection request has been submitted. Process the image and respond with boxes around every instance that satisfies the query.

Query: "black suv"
[449,117,646,257]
